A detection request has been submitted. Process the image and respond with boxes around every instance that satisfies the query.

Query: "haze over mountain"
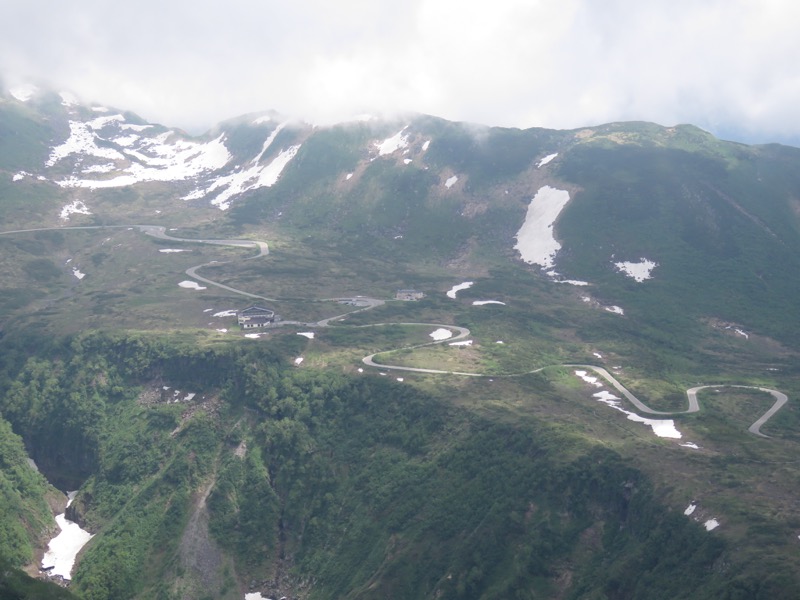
[2,85,800,599]
[3,1,800,146]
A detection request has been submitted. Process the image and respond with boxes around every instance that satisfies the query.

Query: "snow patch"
[297,332,315,339]
[445,175,458,188]
[376,127,409,155]
[472,300,505,306]
[430,328,453,341]
[41,492,93,580]
[59,200,92,221]
[614,258,658,282]
[72,268,86,280]
[245,333,262,339]
[704,519,720,531]
[684,503,697,516]
[605,306,625,315]
[681,442,701,449]
[346,173,353,180]
[13,171,29,181]
[446,281,474,299]
[449,340,473,346]
[422,140,431,151]
[159,248,190,253]
[514,186,571,269]
[577,371,683,439]
[213,310,238,317]
[294,357,304,365]
[178,280,206,290]
[537,152,558,167]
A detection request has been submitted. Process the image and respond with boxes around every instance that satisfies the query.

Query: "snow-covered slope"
[8,91,308,211]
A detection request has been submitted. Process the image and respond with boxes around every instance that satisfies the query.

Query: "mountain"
[1,85,800,599]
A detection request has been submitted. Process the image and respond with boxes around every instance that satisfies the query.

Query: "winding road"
[0,224,790,438]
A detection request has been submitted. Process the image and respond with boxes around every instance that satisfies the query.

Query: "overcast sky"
[2,0,799,144]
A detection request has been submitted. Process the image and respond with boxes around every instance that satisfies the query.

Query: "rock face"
[176,477,228,599]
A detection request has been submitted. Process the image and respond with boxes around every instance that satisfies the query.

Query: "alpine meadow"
[2,86,800,600]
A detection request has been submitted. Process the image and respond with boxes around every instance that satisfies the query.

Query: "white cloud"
[2,0,800,143]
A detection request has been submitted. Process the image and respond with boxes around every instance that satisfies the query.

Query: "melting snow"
[422,140,431,151]
[178,280,206,290]
[41,492,93,580]
[72,268,86,280]
[684,503,697,516]
[346,173,353,180]
[614,258,658,282]
[159,248,190,253]
[294,357,304,365]
[59,200,92,221]
[605,306,625,315]
[681,442,701,449]
[192,140,300,210]
[575,370,603,388]
[244,594,271,600]
[472,300,505,306]
[13,171,30,181]
[577,371,683,439]
[49,114,232,190]
[445,175,458,188]
[297,332,315,339]
[376,127,409,155]
[449,340,473,346]
[213,310,238,317]
[537,152,558,167]
[514,186,571,269]
[704,519,720,531]
[446,281,474,299]
[430,328,453,341]
[245,333,262,339]
[396,377,404,382]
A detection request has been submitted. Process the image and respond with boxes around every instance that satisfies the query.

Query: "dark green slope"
[0,332,796,599]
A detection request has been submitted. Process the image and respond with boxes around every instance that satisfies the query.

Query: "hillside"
[1,86,800,599]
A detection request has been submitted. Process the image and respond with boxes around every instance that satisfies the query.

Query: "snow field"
[514,186,571,270]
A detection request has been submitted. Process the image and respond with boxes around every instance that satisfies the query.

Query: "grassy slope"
[1,108,800,597]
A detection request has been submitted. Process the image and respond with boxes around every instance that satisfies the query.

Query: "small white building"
[237,305,276,329]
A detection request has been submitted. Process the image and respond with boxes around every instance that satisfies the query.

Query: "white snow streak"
[446,281,474,299]
[376,127,409,155]
[575,371,683,439]
[537,152,558,167]
[514,186,571,269]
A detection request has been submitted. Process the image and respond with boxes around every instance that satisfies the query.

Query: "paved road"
[361,323,481,376]
[1,224,789,437]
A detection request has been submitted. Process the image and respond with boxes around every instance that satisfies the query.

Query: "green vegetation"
[3,98,800,598]
[0,331,798,598]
